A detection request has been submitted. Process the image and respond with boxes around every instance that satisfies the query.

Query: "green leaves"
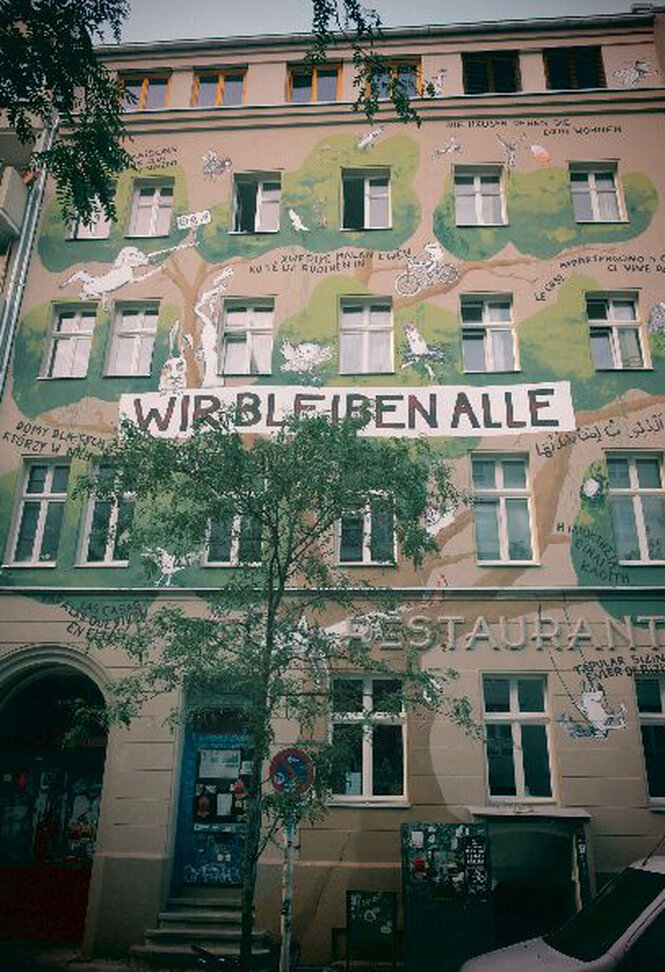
[0,0,133,224]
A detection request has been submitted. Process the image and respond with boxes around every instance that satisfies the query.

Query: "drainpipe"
[0,121,55,401]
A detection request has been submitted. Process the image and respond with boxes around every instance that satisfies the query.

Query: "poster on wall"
[198,749,240,779]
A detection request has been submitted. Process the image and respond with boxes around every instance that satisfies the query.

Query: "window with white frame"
[607,454,665,563]
[454,167,505,226]
[69,201,112,240]
[7,463,70,565]
[81,466,133,565]
[482,675,552,799]
[331,676,405,800]
[339,298,393,374]
[106,304,158,376]
[636,677,665,800]
[206,512,262,565]
[44,306,96,378]
[587,294,645,370]
[232,174,281,233]
[341,169,391,230]
[338,496,395,565]
[127,182,173,237]
[472,455,535,563]
[461,295,518,372]
[569,165,622,222]
[219,299,274,376]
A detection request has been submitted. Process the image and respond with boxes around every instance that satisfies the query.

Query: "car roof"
[630,855,665,875]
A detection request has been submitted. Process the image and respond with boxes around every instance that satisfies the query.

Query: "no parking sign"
[269,748,314,794]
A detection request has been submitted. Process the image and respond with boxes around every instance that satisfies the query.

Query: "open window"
[231,174,281,234]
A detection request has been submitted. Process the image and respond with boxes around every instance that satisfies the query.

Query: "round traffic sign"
[269,747,314,794]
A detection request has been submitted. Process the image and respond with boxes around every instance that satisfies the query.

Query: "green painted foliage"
[197,135,420,264]
[38,167,191,272]
[434,169,658,261]
[12,302,181,418]
[572,460,665,613]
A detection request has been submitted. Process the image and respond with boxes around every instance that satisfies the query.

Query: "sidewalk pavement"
[0,942,136,972]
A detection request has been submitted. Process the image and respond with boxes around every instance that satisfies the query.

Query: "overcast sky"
[120,0,637,44]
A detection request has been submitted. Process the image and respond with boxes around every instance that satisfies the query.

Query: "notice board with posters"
[401,822,493,972]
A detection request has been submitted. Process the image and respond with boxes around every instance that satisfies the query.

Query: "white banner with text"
[119,382,576,438]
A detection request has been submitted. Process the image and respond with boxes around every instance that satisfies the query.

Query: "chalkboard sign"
[346,890,397,969]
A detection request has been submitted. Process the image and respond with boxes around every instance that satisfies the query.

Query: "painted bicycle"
[394,242,460,297]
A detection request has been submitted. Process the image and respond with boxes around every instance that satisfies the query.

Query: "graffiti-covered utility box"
[401,822,493,972]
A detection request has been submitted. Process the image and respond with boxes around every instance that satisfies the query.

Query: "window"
[454,167,505,226]
[636,677,665,800]
[128,182,173,237]
[232,174,281,234]
[123,75,170,110]
[543,46,605,90]
[338,497,395,565]
[206,513,262,565]
[81,467,133,565]
[587,294,645,370]
[339,298,393,374]
[341,168,391,230]
[192,70,245,106]
[331,677,405,800]
[44,307,96,378]
[570,165,622,222]
[462,51,521,94]
[371,61,420,100]
[7,464,70,565]
[483,675,552,800]
[69,202,112,240]
[472,455,535,563]
[106,304,158,377]
[219,299,273,376]
[461,295,517,372]
[607,454,665,563]
[288,65,339,102]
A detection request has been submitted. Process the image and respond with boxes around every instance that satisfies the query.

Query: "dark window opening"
[463,51,521,94]
[544,46,605,90]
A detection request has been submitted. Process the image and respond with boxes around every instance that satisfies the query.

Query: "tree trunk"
[240,747,264,969]
[279,817,295,972]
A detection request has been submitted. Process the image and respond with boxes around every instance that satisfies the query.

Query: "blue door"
[173,723,251,888]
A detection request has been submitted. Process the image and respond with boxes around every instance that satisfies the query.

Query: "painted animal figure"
[614,59,652,87]
[280,340,333,374]
[201,150,232,180]
[433,137,461,158]
[496,132,525,168]
[159,320,193,393]
[60,246,159,307]
[143,546,204,586]
[530,143,551,166]
[356,126,383,151]
[288,208,310,232]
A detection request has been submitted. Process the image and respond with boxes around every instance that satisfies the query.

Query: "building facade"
[1,8,665,965]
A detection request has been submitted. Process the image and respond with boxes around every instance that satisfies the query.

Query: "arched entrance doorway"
[0,664,108,942]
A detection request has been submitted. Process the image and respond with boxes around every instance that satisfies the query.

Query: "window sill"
[456,222,508,228]
[228,230,280,236]
[37,375,87,381]
[340,226,392,232]
[574,219,629,226]
[476,560,540,567]
[204,562,260,568]
[2,561,57,568]
[594,367,653,373]
[75,562,130,569]
[339,371,395,377]
[464,369,522,376]
[328,798,409,808]
[648,801,665,812]
[125,233,171,239]
[337,561,397,568]
[617,560,665,567]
